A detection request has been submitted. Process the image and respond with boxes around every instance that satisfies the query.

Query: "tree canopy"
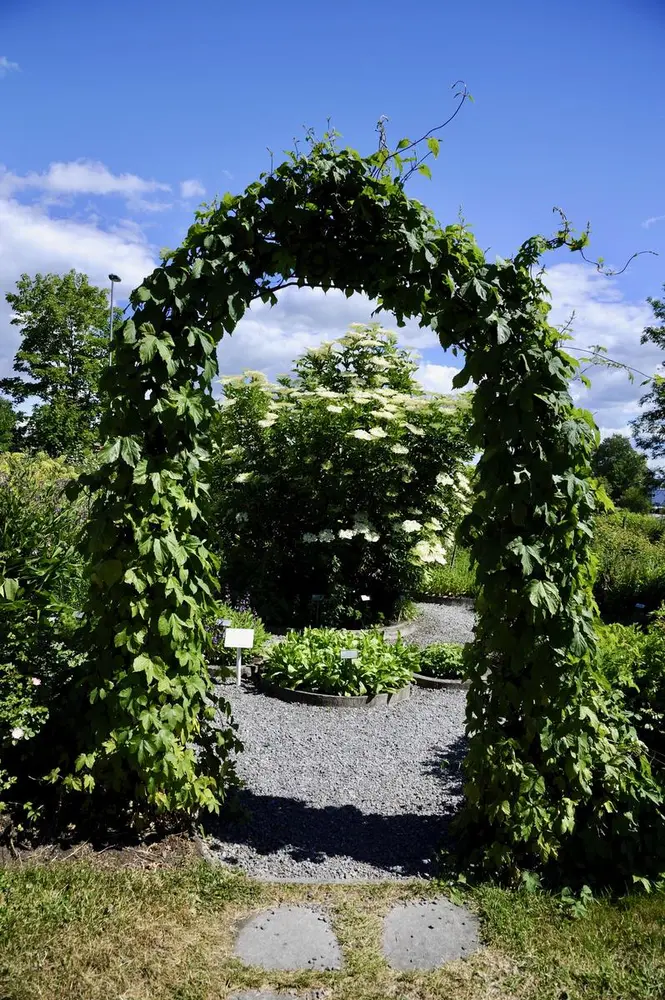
[591,433,654,510]
[0,270,121,457]
[632,287,665,472]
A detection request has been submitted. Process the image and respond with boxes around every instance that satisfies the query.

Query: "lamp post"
[108,273,121,363]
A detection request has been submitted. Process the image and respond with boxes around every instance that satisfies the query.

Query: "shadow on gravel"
[422,734,468,798]
[205,735,469,878]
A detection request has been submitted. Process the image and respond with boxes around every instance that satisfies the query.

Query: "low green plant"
[262,627,417,695]
[416,642,466,679]
[420,547,477,597]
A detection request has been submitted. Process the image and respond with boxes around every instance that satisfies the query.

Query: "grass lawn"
[1,854,664,1000]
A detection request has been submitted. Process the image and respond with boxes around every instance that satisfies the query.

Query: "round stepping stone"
[234,905,343,971]
[382,896,481,970]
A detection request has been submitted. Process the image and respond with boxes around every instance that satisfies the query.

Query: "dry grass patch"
[0,860,663,1000]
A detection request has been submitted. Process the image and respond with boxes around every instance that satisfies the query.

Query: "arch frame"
[67,137,661,877]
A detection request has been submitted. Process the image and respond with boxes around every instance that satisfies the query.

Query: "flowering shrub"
[209,326,473,627]
[262,626,417,695]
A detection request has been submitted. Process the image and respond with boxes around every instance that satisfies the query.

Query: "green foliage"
[454,240,664,882]
[262,627,417,695]
[420,548,478,597]
[416,642,465,678]
[632,288,665,464]
[0,271,118,458]
[596,617,665,787]
[621,484,654,513]
[201,602,269,668]
[593,513,665,620]
[591,433,654,510]
[210,325,473,627]
[0,453,85,806]
[0,398,18,452]
[58,126,663,882]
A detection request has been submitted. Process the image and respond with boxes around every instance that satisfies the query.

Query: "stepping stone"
[230,994,299,1000]
[234,905,343,971]
[382,896,481,970]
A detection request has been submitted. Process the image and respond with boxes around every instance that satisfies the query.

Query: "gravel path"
[406,599,476,647]
[204,600,475,882]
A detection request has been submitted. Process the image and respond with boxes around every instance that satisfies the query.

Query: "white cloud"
[0,196,155,381]
[0,160,170,199]
[180,179,206,199]
[0,57,19,77]
[127,197,173,213]
[544,262,657,445]
[217,286,442,386]
[417,363,464,394]
[642,214,665,229]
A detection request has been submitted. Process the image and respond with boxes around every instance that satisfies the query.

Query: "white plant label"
[340,649,359,659]
[224,628,255,649]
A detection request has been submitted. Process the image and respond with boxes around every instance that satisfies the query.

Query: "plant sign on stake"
[223,627,255,687]
[46,104,662,882]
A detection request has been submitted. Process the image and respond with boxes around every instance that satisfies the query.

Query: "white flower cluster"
[412,538,448,564]
[301,513,380,544]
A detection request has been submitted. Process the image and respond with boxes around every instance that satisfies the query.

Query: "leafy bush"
[0,454,86,807]
[420,515,665,611]
[261,627,417,695]
[593,515,665,620]
[209,326,473,628]
[416,642,465,679]
[202,602,269,668]
[595,617,665,787]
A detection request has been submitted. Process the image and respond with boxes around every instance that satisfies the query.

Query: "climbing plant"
[49,122,662,876]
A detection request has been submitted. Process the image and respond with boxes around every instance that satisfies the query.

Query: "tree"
[591,433,654,510]
[0,398,18,452]
[632,287,665,470]
[0,271,121,457]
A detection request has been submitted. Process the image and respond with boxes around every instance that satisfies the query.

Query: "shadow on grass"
[205,734,468,878]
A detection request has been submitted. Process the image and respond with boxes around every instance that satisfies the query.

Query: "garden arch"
[74,137,659,877]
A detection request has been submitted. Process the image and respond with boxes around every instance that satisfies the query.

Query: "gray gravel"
[205,600,474,882]
[406,599,476,648]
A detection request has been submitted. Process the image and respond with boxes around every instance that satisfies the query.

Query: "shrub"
[209,325,473,628]
[0,454,86,808]
[595,617,665,788]
[201,602,269,669]
[416,642,465,679]
[593,515,665,620]
[262,627,417,695]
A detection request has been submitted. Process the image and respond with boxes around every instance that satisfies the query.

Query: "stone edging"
[255,674,412,708]
[412,672,470,691]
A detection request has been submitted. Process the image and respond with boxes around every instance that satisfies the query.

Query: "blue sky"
[1,0,664,438]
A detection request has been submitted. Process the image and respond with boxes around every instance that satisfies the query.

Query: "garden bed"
[412,672,470,691]
[254,673,412,707]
